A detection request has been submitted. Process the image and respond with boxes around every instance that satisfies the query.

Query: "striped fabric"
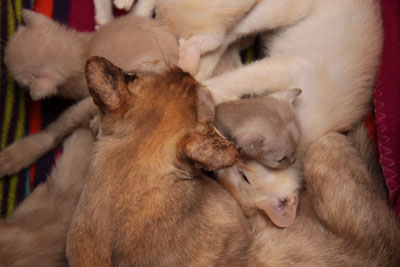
[0,0,95,218]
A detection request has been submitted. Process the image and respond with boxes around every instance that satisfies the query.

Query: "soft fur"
[205,0,383,154]
[66,57,250,266]
[215,89,301,169]
[5,9,178,100]
[0,128,94,267]
[0,10,178,177]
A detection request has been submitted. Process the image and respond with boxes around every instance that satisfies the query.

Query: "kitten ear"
[269,88,302,104]
[30,77,58,100]
[256,193,298,228]
[22,9,51,28]
[178,125,239,171]
[85,56,133,113]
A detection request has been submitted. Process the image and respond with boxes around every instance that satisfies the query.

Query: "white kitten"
[205,0,383,153]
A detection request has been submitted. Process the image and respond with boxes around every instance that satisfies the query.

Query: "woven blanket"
[0,0,399,219]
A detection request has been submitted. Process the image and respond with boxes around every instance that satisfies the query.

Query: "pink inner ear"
[30,77,58,100]
[256,194,298,228]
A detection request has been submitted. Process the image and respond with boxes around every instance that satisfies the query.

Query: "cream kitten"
[5,9,178,101]
[215,89,301,169]
[0,128,94,267]
[4,10,91,100]
[217,161,301,229]
[205,0,383,154]
[214,89,302,227]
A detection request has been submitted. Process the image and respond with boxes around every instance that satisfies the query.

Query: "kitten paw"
[113,0,135,11]
[178,39,201,76]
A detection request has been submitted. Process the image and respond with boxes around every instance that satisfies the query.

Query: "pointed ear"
[178,125,239,171]
[85,56,133,113]
[256,193,298,228]
[22,9,51,28]
[269,88,302,104]
[29,76,58,100]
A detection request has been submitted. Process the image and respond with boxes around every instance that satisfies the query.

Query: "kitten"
[4,10,92,100]
[204,0,383,155]
[0,10,179,177]
[4,9,178,101]
[66,56,250,266]
[0,128,94,267]
[215,89,301,169]
[218,132,400,265]
[214,89,302,228]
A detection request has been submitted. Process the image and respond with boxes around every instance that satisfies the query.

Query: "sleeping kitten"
[214,89,302,228]
[4,10,92,100]
[0,128,94,267]
[215,89,301,169]
[4,9,178,100]
[247,132,400,266]
[204,0,383,155]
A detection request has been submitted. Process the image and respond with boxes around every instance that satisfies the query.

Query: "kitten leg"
[0,128,94,267]
[303,133,400,259]
[204,56,313,104]
[225,0,314,45]
[130,0,157,17]
[0,97,98,177]
[94,0,114,29]
[113,0,135,11]
[179,33,225,76]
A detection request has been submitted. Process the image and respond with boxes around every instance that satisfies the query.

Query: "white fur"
[205,0,383,151]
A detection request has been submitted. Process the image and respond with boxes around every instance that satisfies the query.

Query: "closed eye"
[239,171,251,184]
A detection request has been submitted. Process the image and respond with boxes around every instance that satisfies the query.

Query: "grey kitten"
[215,88,301,169]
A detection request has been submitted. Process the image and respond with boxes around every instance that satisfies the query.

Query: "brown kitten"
[0,128,94,267]
[66,57,250,266]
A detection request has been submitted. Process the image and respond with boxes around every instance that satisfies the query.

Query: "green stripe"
[6,175,17,217]
[5,0,20,217]
[1,0,15,149]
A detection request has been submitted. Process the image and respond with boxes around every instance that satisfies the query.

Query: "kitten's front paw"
[94,11,113,29]
[0,144,32,177]
[179,39,201,76]
[113,0,135,11]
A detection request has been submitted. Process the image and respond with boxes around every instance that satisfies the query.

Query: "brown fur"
[66,57,250,266]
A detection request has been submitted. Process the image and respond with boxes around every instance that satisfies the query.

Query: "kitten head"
[217,160,301,228]
[4,10,88,100]
[215,89,302,169]
[85,56,238,171]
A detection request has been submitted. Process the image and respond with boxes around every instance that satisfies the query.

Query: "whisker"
[150,26,167,67]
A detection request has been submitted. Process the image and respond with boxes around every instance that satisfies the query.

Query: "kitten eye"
[277,156,287,163]
[239,171,251,184]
